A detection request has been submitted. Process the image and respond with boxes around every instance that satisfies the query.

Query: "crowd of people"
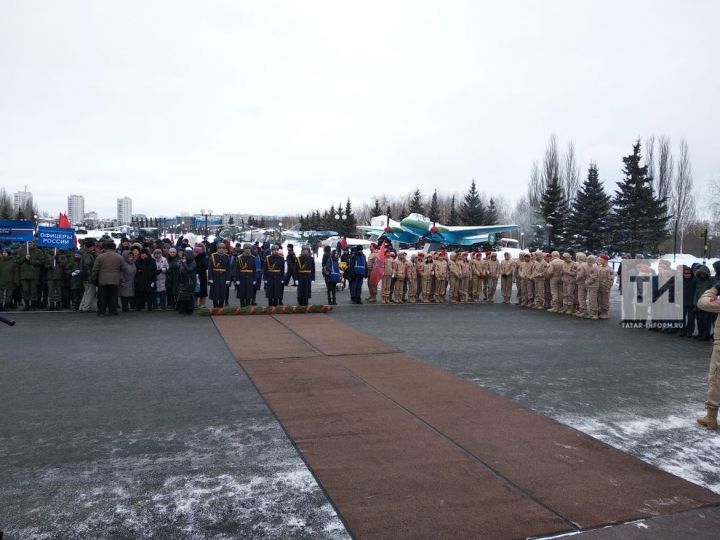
[337,243,615,320]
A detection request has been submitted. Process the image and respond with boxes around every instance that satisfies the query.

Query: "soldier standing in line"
[518,252,533,307]
[418,253,433,303]
[407,254,419,303]
[574,252,588,317]
[459,252,471,302]
[46,249,67,311]
[532,250,547,310]
[234,244,256,307]
[543,252,552,308]
[546,251,564,313]
[447,252,460,304]
[477,252,488,303]
[284,244,298,287]
[433,251,449,303]
[264,244,285,307]
[392,251,407,303]
[469,252,481,302]
[208,242,232,308]
[365,243,378,303]
[695,283,720,429]
[294,246,315,306]
[499,252,514,304]
[381,251,395,304]
[16,241,46,311]
[585,255,600,320]
[561,252,577,314]
[597,254,614,320]
[485,252,499,303]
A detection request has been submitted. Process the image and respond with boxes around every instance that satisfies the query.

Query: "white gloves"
[208,279,214,284]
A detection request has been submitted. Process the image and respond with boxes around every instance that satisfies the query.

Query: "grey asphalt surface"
[2,282,718,538]
[0,311,348,539]
[330,289,720,496]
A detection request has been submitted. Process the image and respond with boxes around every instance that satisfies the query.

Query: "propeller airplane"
[358,213,520,247]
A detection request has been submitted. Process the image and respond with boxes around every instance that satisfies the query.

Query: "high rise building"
[117,196,132,225]
[67,194,85,225]
[13,190,32,210]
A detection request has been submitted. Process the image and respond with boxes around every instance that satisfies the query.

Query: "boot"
[331,290,336,305]
[327,292,332,305]
[697,405,718,430]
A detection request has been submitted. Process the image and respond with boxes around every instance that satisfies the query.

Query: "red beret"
[599,254,609,261]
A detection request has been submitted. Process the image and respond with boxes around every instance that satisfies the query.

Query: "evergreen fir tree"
[448,195,460,226]
[428,190,440,222]
[371,199,382,217]
[610,141,669,254]
[485,198,498,225]
[228,215,234,225]
[566,164,611,252]
[343,198,357,236]
[460,179,485,224]
[408,189,425,214]
[538,175,569,249]
[399,205,408,220]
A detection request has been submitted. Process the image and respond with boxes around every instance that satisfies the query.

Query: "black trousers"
[97,284,119,315]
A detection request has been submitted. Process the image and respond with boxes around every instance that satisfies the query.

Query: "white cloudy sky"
[1,0,719,219]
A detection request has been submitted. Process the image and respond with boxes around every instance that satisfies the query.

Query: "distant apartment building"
[117,196,132,225]
[67,194,85,225]
[13,190,32,211]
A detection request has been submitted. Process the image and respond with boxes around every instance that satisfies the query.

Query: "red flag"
[57,213,77,248]
[369,244,386,287]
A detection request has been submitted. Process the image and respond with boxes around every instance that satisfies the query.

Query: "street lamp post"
[278,222,283,243]
[334,213,347,236]
[671,217,678,263]
[200,209,212,237]
[520,231,525,250]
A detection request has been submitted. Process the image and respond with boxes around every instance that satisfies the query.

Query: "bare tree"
[541,134,560,193]
[527,161,543,208]
[561,140,581,203]
[655,135,673,203]
[671,140,695,252]
[646,135,656,181]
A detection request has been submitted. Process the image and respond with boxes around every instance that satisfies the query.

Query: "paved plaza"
[1,290,719,538]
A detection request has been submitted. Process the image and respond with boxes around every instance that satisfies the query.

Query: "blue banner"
[37,226,75,249]
[0,220,34,243]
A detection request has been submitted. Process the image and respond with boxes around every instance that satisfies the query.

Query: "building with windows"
[117,196,132,225]
[13,190,32,211]
[67,194,85,225]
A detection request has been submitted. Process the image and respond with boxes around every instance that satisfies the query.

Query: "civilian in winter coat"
[323,250,340,305]
[152,249,170,309]
[134,249,157,311]
[194,245,208,307]
[166,248,181,309]
[349,246,368,304]
[680,265,696,337]
[694,265,713,340]
[176,249,197,314]
[92,241,124,316]
[119,252,136,312]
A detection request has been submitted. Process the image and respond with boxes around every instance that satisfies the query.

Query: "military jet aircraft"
[358,213,520,247]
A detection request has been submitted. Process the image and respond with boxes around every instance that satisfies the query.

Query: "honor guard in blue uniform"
[264,244,285,306]
[294,246,315,306]
[208,242,232,308]
[233,244,256,307]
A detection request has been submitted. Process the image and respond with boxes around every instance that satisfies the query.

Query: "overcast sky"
[1,0,719,219]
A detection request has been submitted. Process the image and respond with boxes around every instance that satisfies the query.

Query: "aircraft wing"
[357,225,386,236]
[439,224,520,246]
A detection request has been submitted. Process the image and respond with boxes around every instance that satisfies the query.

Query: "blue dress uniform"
[263,246,285,306]
[294,249,315,306]
[234,246,256,307]
[208,244,232,308]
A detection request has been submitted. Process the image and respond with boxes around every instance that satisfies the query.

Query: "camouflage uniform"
[15,243,46,309]
[499,253,514,304]
[433,253,449,303]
